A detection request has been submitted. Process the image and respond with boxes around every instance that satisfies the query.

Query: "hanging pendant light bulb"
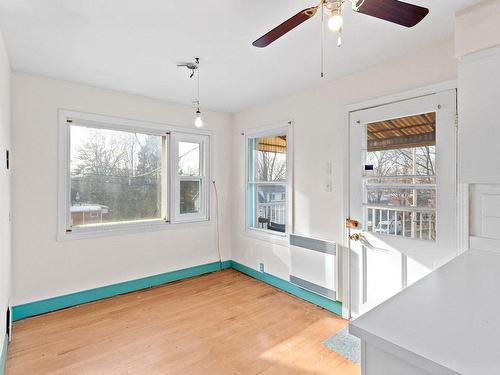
[328,13,343,32]
[193,57,204,128]
[194,107,203,128]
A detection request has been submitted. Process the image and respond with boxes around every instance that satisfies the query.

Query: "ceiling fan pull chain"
[321,1,325,78]
[337,1,343,47]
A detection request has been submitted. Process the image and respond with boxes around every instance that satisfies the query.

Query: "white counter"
[349,249,500,375]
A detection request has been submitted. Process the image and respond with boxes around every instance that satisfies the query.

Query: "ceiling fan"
[252,0,429,48]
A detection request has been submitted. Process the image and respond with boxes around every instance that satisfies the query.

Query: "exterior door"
[348,90,457,317]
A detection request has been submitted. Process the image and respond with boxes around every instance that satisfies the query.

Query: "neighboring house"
[257,185,286,206]
[70,204,110,226]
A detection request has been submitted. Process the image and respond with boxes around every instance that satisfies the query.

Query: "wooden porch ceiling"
[367,112,436,151]
[257,135,287,153]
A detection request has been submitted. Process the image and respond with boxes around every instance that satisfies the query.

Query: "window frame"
[57,110,211,241]
[170,132,210,223]
[245,122,293,240]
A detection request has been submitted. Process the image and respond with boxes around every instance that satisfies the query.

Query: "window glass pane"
[248,183,286,233]
[366,186,436,209]
[178,142,200,176]
[70,125,162,227]
[180,180,201,214]
[364,112,436,241]
[249,135,287,182]
[366,146,435,177]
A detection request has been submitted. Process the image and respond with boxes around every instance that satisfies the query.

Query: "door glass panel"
[363,112,436,241]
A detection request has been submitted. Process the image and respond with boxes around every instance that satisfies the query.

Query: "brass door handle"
[349,233,364,241]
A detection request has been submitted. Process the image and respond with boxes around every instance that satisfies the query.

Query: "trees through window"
[61,112,210,235]
[247,128,290,235]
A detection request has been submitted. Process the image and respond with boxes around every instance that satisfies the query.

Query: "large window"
[59,111,210,238]
[246,125,291,235]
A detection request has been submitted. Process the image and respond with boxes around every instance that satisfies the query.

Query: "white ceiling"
[0,0,480,113]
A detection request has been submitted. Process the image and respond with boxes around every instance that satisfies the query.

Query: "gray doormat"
[323,327,361,364]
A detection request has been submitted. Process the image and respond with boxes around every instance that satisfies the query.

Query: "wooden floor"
[7,269,360,375]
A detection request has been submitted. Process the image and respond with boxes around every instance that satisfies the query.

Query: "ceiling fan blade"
[252,6,319,48]
[354,0,429,27]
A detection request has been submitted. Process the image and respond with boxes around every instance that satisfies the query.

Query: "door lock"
[346,218,360,229]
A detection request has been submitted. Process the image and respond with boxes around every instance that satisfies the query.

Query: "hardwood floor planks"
[7,269,359,375]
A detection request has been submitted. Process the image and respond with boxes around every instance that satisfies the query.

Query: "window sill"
[57,219,213,241]
[244,228,289,246]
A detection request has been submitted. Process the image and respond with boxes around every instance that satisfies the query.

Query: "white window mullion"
[161,134,170,222]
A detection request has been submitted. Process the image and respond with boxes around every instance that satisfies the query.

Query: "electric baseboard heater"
[289,234,337,300]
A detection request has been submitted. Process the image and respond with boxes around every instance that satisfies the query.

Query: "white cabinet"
[350,250,500,375]
[459,50,500,184]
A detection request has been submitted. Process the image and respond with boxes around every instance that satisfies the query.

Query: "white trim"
[60,109,212,136]
[345,80,457,113]
[344,82,458,319]
[342,110,351,320]
[244,121,293,242]
[457,185,469,254]
[459,44,500,64]
[57,109,212,241]
[243,228,289,247]
[58,219,214,241]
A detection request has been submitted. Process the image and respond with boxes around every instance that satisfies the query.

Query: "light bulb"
[328,14,343,32]
[194,109,203,128]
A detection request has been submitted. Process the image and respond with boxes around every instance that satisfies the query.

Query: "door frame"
[341,80,461,320]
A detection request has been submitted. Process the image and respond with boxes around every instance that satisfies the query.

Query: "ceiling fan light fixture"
[328,13,343,32]
[351,0,365,12]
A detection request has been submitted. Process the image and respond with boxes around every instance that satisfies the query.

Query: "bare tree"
[255,150,286,181]
[71,128,161,222]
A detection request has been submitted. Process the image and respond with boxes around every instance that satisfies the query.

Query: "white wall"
[455,0,500,59]
[11,73,233,305]
[456,0,500,184]
[0,30,11,351]
[231,39,458,284]
[455,0,500,252]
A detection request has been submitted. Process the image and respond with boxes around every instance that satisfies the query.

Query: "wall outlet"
[259,263,265,272]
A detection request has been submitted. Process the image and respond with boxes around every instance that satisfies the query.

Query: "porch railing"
[256,202,286,226]
[364,205,436,241]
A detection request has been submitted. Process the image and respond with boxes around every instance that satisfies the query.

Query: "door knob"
[349,233,364,241]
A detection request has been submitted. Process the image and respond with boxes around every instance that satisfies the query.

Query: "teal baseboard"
[12,259,342,322]
[0,334,7,375]
[12,260,232,321]
[231,261,342,316]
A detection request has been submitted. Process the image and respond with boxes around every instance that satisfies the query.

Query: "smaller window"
[171,133,209,222]
[246,125,290,235]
